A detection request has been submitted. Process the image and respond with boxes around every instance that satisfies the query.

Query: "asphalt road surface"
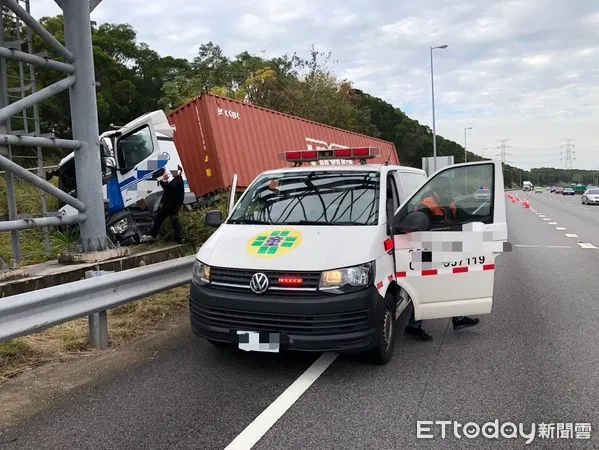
[1,191,598,449]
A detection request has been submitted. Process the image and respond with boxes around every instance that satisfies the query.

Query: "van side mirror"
[394,210,430,234]
[205,210,223,228]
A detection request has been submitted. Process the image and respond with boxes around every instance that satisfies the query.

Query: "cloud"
[27,0,599,170]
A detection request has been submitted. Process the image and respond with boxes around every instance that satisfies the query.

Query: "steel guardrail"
[0,255,196,344]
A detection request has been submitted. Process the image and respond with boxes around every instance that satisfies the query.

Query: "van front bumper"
[189,282,382,353]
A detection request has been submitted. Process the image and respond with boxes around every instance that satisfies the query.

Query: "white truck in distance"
[189,148,509,364]
[523,181,533,191]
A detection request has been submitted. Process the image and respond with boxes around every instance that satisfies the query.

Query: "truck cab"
[52,110,192,245]
[189,148,509,364]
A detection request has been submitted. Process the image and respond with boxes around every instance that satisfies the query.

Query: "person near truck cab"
[404,176,480,341]
[147,165,185,244]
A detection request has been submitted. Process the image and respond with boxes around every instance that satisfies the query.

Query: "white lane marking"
[565,234,579,238]
[549,222,557,225]
[556,227,567,230]
[547,245,571,248]
[578,243,598,249]
[543,218,551,221]
[224,352,338,450]
[538,215,546,217]
[515,244,539,248]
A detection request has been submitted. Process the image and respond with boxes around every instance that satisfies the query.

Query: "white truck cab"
[189,147,509,364]
[53,110,193,244]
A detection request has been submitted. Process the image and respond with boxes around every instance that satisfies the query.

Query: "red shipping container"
[167,93,399,198]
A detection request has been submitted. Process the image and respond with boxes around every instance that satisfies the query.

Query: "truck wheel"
[368,290,396,365]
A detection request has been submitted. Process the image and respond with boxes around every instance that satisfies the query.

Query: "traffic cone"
[523,200,530,208]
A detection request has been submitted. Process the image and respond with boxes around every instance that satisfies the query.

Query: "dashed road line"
[565,234,579,238]
[556,227,567,230]
[543,218,551,221]
[547,245,571,248]
[549,222,557,225]
[578,243,598,249]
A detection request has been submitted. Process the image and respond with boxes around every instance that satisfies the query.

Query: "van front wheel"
[368,291,396,365]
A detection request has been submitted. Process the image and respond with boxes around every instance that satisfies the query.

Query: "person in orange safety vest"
[404,176,480,341]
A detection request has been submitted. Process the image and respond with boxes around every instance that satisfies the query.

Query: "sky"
[29,0,599,171]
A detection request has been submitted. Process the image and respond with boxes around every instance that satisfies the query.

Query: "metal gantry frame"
[0,0,53,264]
[0,0,107,268]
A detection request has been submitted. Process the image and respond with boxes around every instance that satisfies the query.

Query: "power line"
[509,146,562,152]
[510,154,562,159]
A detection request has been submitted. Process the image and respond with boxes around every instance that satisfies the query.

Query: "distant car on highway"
[582,188,599,205]
[555,187,564,194]
[550,186,557,193]
[563,187,575,195]
[534,187,543,193]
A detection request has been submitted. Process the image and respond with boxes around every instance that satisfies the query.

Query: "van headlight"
[319,261,374,293]
[192,260,211,285]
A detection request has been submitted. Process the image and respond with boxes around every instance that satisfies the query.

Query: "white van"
[189,148,508,364]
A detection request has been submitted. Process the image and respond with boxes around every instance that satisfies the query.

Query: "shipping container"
[167,93,399,198]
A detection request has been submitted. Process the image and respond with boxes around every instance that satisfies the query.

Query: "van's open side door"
[392,161,509,321]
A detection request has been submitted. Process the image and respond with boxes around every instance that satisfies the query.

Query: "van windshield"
[228,170,380,226]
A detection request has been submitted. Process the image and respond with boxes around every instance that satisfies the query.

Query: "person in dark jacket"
[149,165,185,244]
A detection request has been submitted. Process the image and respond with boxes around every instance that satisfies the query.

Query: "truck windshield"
[228,170,380,226]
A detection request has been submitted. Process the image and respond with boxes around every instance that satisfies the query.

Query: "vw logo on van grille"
[249,273,269,294]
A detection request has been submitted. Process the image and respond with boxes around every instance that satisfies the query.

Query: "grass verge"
[0,285,190,383]
[0,193,230,382]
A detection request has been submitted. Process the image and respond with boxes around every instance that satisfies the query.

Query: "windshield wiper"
[227,218,273,224]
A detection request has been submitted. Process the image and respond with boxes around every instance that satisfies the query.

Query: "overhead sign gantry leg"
[0,0,108,264]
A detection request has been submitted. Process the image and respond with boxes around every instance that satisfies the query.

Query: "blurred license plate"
[237,331,280,353]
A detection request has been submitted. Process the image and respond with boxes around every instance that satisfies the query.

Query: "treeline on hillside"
[5,14,532,185]
[529,168,599,187]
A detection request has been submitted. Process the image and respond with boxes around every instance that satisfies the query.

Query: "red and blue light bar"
[280,147,381,162]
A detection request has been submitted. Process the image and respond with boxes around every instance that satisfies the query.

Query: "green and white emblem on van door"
[247,229,302,258]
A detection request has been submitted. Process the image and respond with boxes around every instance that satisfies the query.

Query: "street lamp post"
[464,126,472,191]
[430,44,448,173]
[464,126,472,163]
